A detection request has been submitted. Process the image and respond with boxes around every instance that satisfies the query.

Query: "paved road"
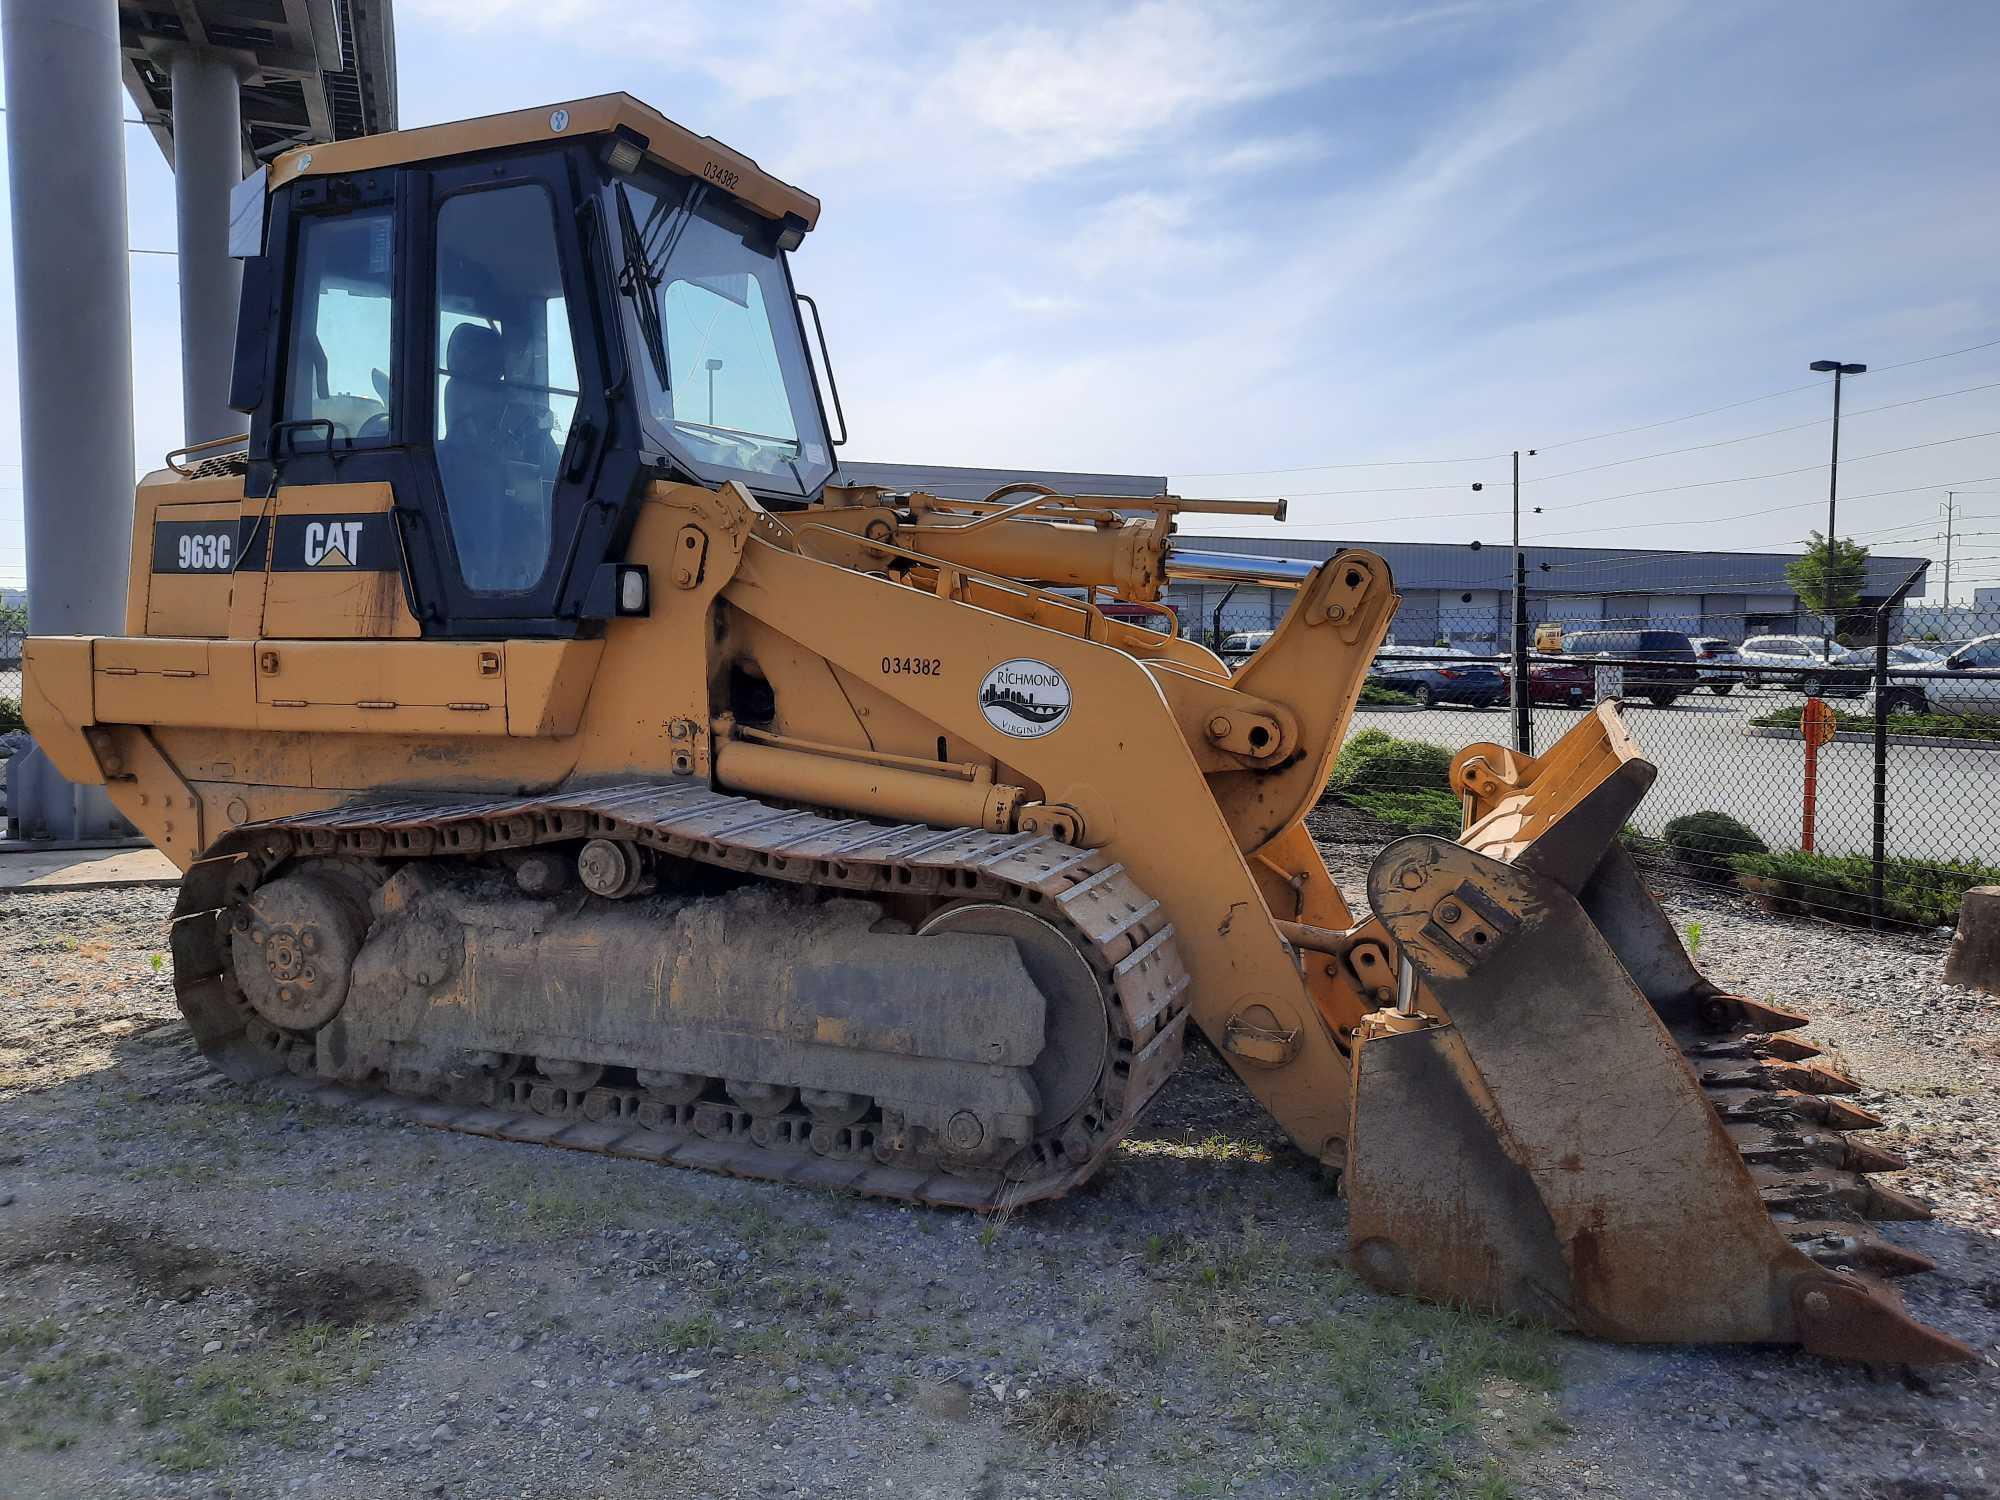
[1350,688,2000,863]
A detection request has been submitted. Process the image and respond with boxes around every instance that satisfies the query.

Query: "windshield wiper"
[614,184,670,389]
[671,418,801,448]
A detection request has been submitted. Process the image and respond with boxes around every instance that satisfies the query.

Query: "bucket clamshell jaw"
[1345,703,1972,1364]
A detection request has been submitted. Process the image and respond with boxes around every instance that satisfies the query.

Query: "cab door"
[418,154,613,629]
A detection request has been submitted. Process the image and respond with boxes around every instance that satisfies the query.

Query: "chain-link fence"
[1201,596,2000,931]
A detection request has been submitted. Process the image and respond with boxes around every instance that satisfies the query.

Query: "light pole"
[705,357,724,424]
[1809,359,1866,651]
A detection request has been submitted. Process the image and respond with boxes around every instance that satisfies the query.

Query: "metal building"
[1162,536,1931,648]
[827,465,1932,646]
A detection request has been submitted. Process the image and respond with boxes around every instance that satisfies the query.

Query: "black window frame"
[239,145,646,639]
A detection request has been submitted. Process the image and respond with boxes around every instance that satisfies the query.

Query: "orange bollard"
[1800,697,1836,853]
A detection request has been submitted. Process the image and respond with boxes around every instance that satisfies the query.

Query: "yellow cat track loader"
[23,95,1967,1363]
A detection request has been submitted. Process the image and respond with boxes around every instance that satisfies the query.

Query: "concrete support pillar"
[169,48,245,445]
[1,0,135,840]
[1,0,135,636]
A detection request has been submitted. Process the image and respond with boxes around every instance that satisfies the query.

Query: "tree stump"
[1942,886,2000,994]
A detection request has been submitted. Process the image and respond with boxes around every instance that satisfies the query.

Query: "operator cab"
[225,95,837,638]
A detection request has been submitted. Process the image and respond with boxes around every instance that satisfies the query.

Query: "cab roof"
[267,93,820,232]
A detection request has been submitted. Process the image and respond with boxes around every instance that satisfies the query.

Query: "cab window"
[433,184,578,593]
[283,208,394,443]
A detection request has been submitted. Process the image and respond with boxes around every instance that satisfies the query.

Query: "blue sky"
[1,0,1997,594]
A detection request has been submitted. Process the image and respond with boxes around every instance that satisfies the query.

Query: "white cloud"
[1003,290,1085,317]
[925,1,1330,180]
[1209,133,1332,175]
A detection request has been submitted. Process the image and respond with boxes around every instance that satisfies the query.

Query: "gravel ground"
[1,853,1996,1500]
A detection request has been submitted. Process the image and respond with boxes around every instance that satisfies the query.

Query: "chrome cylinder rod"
[1162,545,1317,588]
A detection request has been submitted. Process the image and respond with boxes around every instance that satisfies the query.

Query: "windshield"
[611,170,832,498]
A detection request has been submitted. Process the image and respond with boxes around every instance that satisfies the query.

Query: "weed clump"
[1006,1376,1116,1446]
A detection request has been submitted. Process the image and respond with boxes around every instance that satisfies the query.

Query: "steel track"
[168,780,1193,1210]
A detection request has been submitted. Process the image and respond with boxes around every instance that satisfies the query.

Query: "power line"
[1532,380,1825,452]
[1534,337,2000,452]
[1528,473,2000,544]
[1173,337,2000,480]
[1521,380,2000,486]
[1173,452,1504,480]
[1532,426,2000,517]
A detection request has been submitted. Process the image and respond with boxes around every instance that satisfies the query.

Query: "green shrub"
[0,696,21,735]
[1752,704,2000,741]
[1731,849,2000,929]
[1619,825,1669,861]
[1663,811,1767,880]
[1357,682,1418,707]
[1326,729,1455,799]
[1344,788,1463,837]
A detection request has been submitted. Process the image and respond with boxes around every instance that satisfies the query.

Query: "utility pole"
[1942,491,1956,609]
[1511,449,1535,756]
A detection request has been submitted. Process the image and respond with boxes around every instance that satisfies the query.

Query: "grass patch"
[0,1321,378,1471]
[481,1169,647,1241]
[155,1324,379,1472]
[647,1311,720,1351]
[1006,1376,1117,1446]
[1135,1221,1564,1498]
[0,1317,63,1353]
[1344,788,1463,837]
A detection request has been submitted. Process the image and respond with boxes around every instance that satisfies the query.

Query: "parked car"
[1736,634,1848,691]
[1557,629,1701,707]
[1217,629,1271,668]
[1864,633,2000,717]
[1500,653,1596,706]
[1368,646,1505,708]
[1815,644,1947,699]
[1689,637,1743,695]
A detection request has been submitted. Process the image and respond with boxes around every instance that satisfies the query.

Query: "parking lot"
[1354,685,2000,865]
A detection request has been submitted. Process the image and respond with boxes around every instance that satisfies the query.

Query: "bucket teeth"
[1751,1034,1823,1062]
[1792,1274,1977,1365]
[1853,1180,1935,1222]
[1726,1122,1909,1174]
[1768,1057,1861,1093]
[1698,992,1810,1033]
[1686,1034,1822,1062]
[1800,1095,1887,1131]
[1840,1139,1914,1174]
[1781,1222,1937,1277]
[1701,1086,1885,1131]
[1698,1057,1860,1094]
[1755,1166,1934,1222]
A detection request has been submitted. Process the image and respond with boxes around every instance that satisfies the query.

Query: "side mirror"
[1947,656,1969,670]
[228,255,275,414]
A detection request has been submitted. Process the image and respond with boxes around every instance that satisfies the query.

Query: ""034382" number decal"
[880,656,942,677]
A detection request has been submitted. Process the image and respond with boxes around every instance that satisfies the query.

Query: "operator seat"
[436,324,516,589]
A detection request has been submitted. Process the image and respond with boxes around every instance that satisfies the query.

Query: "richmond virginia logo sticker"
[978,659,1072,739]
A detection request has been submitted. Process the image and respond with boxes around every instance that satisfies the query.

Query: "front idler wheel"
[228,870,371,1033]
